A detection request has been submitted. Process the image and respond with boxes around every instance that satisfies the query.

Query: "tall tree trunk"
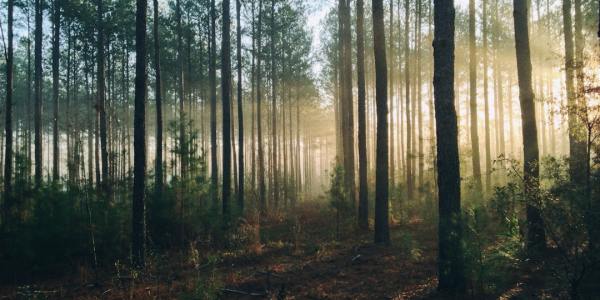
[404,0,413,200]
[483,0,492,193]
[357,0,368,230]
[52,0,60,182]
[257,0,266,214]
[97,0,109,197]
[236,0,244,212]
[434,0,465,293]
[562,0,585,185]
[469,0,482,194]
[270,0,278,209]
[34,0,43,189]
[372,0,389,245]
[3,0,14,219]
[388,0,395,187]
[210,0,218,208]
[132,0,148,268]
[222,0,233,224]
[513,0,546,253]
[153,0,163,197]
[176,0,186,179]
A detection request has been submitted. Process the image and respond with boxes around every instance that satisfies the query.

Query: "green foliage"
[328,161,352,238]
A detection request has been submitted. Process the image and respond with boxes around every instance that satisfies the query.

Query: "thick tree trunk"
[372,0,389,245]
[132,0,148,268]
[513,0,546,253]
[434,0,466,293]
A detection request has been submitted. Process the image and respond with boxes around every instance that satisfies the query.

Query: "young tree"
[433,0,465,293]
[372,0,389,245]
[356,0,368,230]
[132,0,148,268]
[222,0,232,223]
[513,0,546,253]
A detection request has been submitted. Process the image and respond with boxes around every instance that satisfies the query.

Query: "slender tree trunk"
[357,0,368,230]
[236,0,244,212]
[388,0,395,187]
[222,0,233,224]
[513,0,546,253]
[469,0,482,194]
[52,0,60,182]
[132,0,148,268]
[434,0,465,293]
[97,0,109,197]
[483,0,492,193]
[153,0,163,197]
[176,0,187,180]
[3,0,14,219]
[210,0,219,208]
[34,0,43,189]
[257,0,266,214]
[373,0,390,245]
[404,0,413,200]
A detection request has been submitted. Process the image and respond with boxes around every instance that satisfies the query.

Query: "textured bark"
[433,0,465,293]
[469,0,482,194]
[132,0,147,268]
[357,0,368,230]
[513,0,546,253]
[153,0,163,197]
[222,0,233,223]
[372,0,389,245]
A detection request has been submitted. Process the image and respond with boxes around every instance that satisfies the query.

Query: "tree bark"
[236,0,244,213]
[434,0,466,293]
[52,0,60,182]
[222,0,233,224]
[153,0,163,197]
[469,0,482,194]
[34,0,43,189]
[513,0,546,253]
[210,0,219,208]
[3,0,14,218]
[357,0,368,230]
[132,0,148,268]
[372,0,390,245]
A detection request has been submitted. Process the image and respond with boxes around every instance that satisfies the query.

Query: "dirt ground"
[0,203,561,299]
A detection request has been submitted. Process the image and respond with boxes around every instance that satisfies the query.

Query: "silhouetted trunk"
[339,0,355,208]
[34,0,43,189]
[52,0,60,182]
[562,0,586,185]
[483,0,492,192]
[97,0,109,197]
[222,0,232,224]
[469,0,482,194]
[176,0,186,179]
[153,0,163,197]
[132,0,147,268]
[270,0,278,208]
[210,0,218,208]
[3,0,14,218]
[404,0,413,200]
[513,0,546,253]
[388,0,395,187]
[434,0,465,294]
[357,0,368,230]
[257,0,266,213]
[236,0,244,213]
[372,0,389,245]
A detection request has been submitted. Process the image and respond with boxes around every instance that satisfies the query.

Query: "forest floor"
[0,202,563,299]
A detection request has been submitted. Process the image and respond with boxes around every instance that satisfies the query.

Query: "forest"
[0,0,599,298]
